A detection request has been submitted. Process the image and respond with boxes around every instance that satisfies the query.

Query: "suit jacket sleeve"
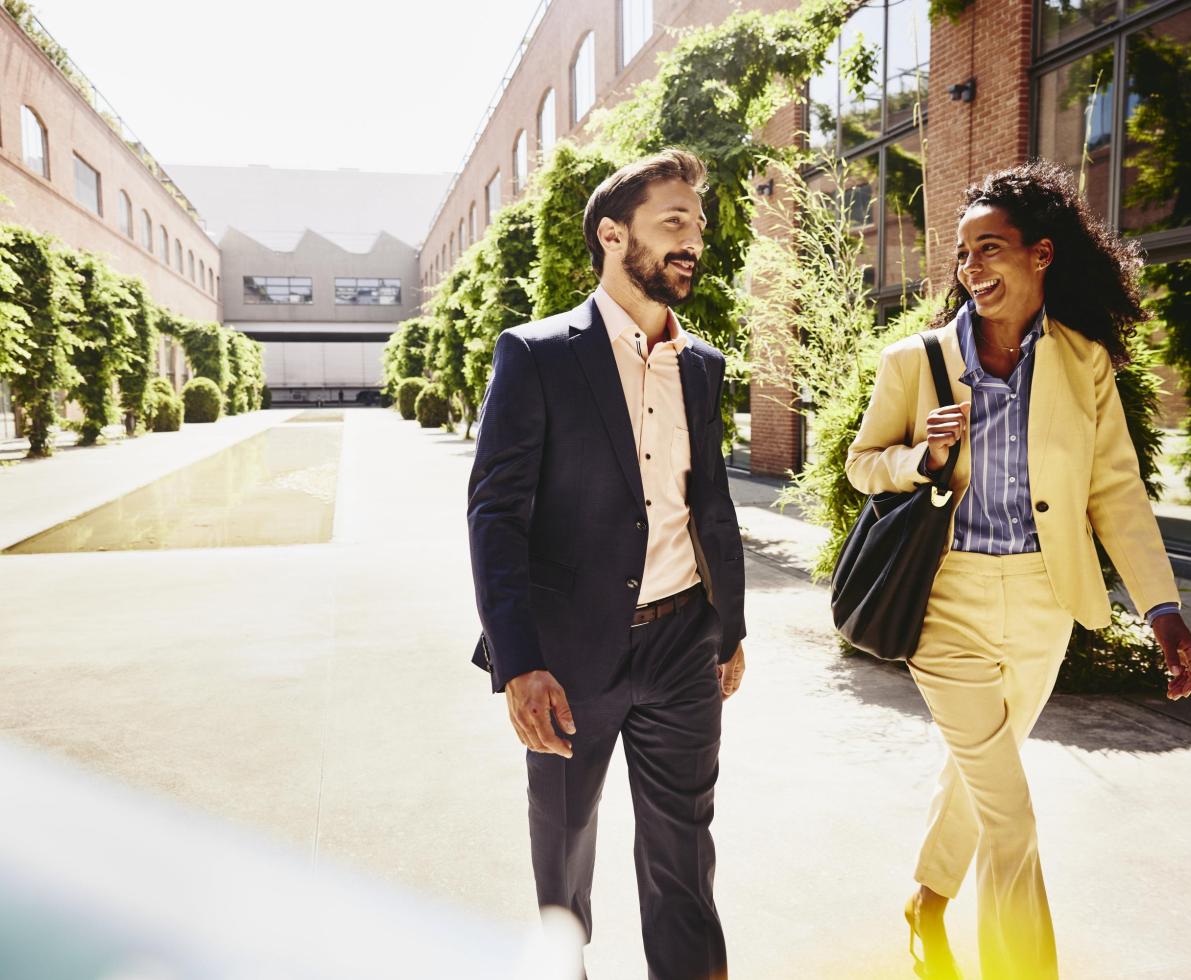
[709,356,746,657]
[846,345,934,495]
[467,330,548,691]
[1085,344,1180,616]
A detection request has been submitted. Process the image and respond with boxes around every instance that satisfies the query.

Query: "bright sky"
[24,0,545,175]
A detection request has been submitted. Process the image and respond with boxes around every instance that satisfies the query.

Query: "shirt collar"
[594,285,688,352]
[957,300,1044,385]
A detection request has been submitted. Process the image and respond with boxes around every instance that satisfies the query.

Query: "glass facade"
[74,153,102,216]
[243,276,314,304]
[1033,0,1190,246]
[572,33,596,123]
[20,106,47,178]
[621,0,653,68]
[807,0,930,299]
[335,278,402,306]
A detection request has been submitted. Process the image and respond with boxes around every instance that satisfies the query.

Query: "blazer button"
[635,520,647,531]
[626,577,640,589]
[1036,501,1049,513]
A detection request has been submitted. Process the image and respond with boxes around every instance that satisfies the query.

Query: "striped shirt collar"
[957,301,1045,387]
[594,284,689,352]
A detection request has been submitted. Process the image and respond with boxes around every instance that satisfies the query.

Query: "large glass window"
[539,88,557,155]
[1120,7,1191,234]
[572,33,596,124]
[1033,0,1190,244]
[20,106,47,178]
[118,191,132,238]
[621,0,653,68]
[513,130,528,194]
[805,0,930,296]
[243,276,313,304]
[74,154,102,216]
[335,277,402,305]
[486,171,502,225]
[140,209,153,251]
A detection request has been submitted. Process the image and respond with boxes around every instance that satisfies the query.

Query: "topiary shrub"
[182,377,223,423]
[397,377,429,420]
[146,389,182,432]
[414,383,450,429]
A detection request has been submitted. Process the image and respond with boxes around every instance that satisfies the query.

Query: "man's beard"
[623,233,700,307]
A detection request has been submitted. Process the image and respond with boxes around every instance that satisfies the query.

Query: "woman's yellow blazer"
[846,313,1181,629]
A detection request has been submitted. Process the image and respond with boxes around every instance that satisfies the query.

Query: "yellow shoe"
[905,894,963,980]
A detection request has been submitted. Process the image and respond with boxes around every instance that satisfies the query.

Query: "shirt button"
[1010,394,1017,399]
[635,520,647,531]
[1011,518,1019,524]
[626,578,640,589]
[1009,435,1017,442]
[1009,476,1016,483]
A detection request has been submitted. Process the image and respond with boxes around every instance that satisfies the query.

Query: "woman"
[846,161,1191,980]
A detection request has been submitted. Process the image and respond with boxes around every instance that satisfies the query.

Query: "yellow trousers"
[909,551,1073,980]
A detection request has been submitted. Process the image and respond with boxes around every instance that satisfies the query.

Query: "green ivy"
[115,277,159,434]
[928,0,975,22]
[1144,260,1191,492]
[1,226,83,456]
[62,251,137,445]
[0,221,32,380]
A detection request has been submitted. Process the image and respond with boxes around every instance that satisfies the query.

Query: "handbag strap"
[921,333,961,489]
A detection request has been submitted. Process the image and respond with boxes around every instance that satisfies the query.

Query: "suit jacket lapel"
[1027,312,1060,495]
[677,344,708,465]
[569,298,646,511]
[939,323,974,491]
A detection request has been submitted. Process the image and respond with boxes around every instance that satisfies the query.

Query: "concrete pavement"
[0,409,1189,978]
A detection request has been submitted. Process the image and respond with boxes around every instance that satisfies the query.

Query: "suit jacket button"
[635,520,647,531]
[626,578,640,589]
[1036,501,1049,513]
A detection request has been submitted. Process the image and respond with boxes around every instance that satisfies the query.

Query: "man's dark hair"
[583,148,707,276]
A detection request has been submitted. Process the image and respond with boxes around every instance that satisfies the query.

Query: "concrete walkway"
[1,409,1189,978]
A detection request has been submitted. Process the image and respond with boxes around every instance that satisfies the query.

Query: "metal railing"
[2,4,207,230]
[420,0,553,251]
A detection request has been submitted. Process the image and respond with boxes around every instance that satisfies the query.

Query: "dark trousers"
[526,590,726,980]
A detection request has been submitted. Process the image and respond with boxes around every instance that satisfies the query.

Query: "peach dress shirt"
[593,285,701,605]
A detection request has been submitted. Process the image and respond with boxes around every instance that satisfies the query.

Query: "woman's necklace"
[975,326,1023,353]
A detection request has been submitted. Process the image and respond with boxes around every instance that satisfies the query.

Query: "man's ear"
[598,216,626,258]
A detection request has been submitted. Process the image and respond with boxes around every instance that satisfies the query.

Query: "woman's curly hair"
[931,160,1148,365]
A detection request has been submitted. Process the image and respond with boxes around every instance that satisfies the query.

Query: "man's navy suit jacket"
[467,296,747,698]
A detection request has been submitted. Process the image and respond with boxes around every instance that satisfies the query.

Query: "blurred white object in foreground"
[0,739,584,979]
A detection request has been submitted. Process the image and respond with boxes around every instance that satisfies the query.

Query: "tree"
[2,227,83,456]
[115,276,159,435]
[62,251,137,444]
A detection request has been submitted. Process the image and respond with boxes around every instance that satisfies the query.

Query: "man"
[467,149,747,980]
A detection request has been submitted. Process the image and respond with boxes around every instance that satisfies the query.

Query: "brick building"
[420,0,1189,476]
[0,5,222,437]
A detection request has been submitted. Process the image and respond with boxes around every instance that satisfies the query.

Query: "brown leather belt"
[630,584,702,628]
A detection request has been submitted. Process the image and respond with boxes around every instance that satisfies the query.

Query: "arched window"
[449,232,456,263]
[140,209,153,252]
[468,203,477,245]
[209,268,215,294]
[160,225,169,263]
[175,239,182,271]
[118,191,133,238]
[538,88,557,156]
[20,105,48,178]
[188,250,195,282]
[457,219,465,254]
[620,0,653,69]
[485,171,502,226]
[571,33,596,124]
[513,130,528,195]
[199,259,206,286]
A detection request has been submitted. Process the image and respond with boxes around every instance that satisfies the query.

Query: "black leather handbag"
[830,333,961,662]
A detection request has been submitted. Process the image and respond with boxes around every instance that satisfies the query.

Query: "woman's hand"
[924,402,971,472]
[1153,613,1191,700]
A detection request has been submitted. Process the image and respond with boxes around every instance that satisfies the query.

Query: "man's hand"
[1153,613,1191,701]
[505,670,577,757]
[717,643,745,700]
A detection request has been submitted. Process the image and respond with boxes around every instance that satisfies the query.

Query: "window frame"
[242,275,314,305]
[619,0,653,70]
[538,88,557,156]
[333,276,402,306]
[571,32,597,125]
[513,129,528,195]
[1029,0,1191,263]
[73,152,103,217]
[118,190,133,238]
[20,105,49,178]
